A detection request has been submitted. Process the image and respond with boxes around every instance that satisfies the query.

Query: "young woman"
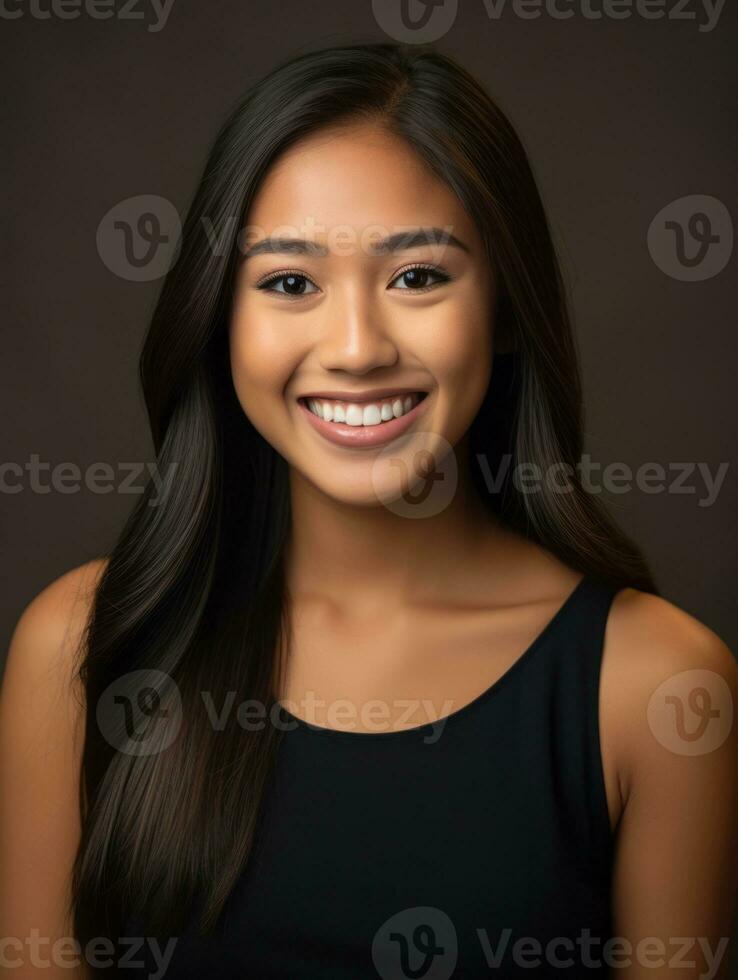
[2,42,737,979]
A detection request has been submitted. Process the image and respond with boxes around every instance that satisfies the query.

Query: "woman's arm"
[0,560,106,980]
[605,589,738,980]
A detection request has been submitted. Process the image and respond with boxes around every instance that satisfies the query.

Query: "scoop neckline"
[275,575,590,741]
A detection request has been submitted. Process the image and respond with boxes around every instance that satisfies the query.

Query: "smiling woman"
[2,40,737,980]
[230,126,494,478]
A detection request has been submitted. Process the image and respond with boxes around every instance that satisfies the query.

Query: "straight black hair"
[71,40,655,957]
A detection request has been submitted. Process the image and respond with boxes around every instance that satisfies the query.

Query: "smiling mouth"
[298,391,428,427]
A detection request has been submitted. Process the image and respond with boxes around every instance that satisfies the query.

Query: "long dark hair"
[71,40,655,954]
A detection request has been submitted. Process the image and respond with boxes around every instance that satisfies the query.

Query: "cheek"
[229,305,299,392]
[228,306,300,423]
[424,292,494,398]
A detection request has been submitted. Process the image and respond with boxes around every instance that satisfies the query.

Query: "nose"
[316,285,399,375]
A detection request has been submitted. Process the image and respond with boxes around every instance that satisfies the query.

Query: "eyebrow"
[240,227,470,260]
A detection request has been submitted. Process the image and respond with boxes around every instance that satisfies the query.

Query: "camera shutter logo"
[372,906,457,979]
[97,194,182,281]
[97,668,182,756]
[372,0,458,43]
[647,195,732,282]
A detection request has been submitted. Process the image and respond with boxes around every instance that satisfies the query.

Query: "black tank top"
[122,575,619,978]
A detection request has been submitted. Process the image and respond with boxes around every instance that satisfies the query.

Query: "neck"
[285,435,503,614]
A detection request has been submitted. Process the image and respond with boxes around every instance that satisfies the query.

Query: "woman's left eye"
[389,265,452,292]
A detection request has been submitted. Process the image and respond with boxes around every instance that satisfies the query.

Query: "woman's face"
[229,121,496,505]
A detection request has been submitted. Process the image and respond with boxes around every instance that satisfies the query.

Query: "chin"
[302,439,455,512]
[302,470,398,509]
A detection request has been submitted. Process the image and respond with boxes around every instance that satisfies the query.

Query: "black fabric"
[122,575,619,978]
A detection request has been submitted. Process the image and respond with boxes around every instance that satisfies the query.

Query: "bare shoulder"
[1,560,109,972]
[2,558,110,728]
[602,589,738,970]
[601,586,738,803]
[5,558,108,684]
[606,587,736,688]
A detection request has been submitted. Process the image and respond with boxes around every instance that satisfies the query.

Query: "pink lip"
[298,387,427,403]
[297,393,430,448]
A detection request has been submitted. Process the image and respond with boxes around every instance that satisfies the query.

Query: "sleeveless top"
[121,575,619,978]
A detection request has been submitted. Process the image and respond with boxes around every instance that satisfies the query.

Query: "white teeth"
[345,404,364,426]
[304,393,423,426]
[363,404,382,426]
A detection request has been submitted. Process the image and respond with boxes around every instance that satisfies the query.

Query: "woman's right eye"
[256,272,319,299]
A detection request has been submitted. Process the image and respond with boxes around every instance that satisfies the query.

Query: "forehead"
[244,121,480,248]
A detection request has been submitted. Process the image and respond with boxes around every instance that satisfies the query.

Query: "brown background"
[3,5,736,653]
[2,0,737,971]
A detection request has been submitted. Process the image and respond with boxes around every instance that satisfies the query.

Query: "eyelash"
[254,262,453,299]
